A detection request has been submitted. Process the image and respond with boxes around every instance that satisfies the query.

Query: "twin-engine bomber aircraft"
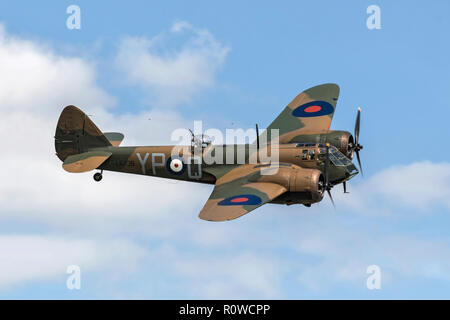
[55,83,363,221]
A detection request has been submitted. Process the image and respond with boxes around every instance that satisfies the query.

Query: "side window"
[309,149,315,160]
[302,149,308,160]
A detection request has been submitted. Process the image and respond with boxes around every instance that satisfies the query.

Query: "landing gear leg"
[93,170,103,182]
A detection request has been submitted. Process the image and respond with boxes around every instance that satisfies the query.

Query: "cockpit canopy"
[296,143,358,175]
[321,145,358,174]
[319,145,351,166]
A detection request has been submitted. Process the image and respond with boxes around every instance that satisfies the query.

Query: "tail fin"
[55,105,112,161]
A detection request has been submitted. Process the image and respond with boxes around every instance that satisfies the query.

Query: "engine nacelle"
[289,167,325,203]
[257,166,324,203]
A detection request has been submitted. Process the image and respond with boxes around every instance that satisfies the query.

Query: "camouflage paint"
[55,84,360,221]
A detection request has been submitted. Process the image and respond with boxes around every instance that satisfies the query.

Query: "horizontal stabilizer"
[62,151,112,173]
[104,132,124,147]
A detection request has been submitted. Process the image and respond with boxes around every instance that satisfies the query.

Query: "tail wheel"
[93,172,103,182]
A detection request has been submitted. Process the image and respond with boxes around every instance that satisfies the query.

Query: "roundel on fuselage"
[166,156,185,175]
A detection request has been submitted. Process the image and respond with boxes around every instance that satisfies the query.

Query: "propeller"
[324,143,335,208]
[350,107,364,176]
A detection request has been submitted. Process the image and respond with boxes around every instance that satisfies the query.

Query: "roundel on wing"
[166,156,185,175]
[218,194,262,206]
[292,101,334,117]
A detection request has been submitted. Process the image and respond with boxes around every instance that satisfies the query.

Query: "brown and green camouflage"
[55,84,360,221]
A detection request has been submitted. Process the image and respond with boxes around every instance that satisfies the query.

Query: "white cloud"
[170,252,282,298]
[293,226,450,293]
[115,21,230,107]
[367,161,450,209]
[0,23,207,236]
[0,24,114,115]
[0,235,145,288]
[171,21,193,33]
[337,161,450,214]
[0,23,211,292]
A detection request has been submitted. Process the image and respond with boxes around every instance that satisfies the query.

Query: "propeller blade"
[356,151,364,177]
[255,124,260,150]
[327,189,335,208]
[351,107,364,177]
[354,107,361,145]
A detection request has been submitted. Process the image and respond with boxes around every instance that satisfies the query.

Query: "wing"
[199,165,287,221]
[263,83,340,143]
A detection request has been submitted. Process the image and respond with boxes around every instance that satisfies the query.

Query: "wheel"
[93,172,103,182]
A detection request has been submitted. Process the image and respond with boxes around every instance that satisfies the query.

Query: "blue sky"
[0,0,449,299]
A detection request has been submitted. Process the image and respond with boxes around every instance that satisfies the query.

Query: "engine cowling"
[324,130,354,158]
[289,167,325,202]
[289,130,354,158]
[258,166,325,203]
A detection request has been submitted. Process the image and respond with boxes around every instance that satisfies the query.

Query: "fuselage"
[54,84,364,214]
[96,142,358,193]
